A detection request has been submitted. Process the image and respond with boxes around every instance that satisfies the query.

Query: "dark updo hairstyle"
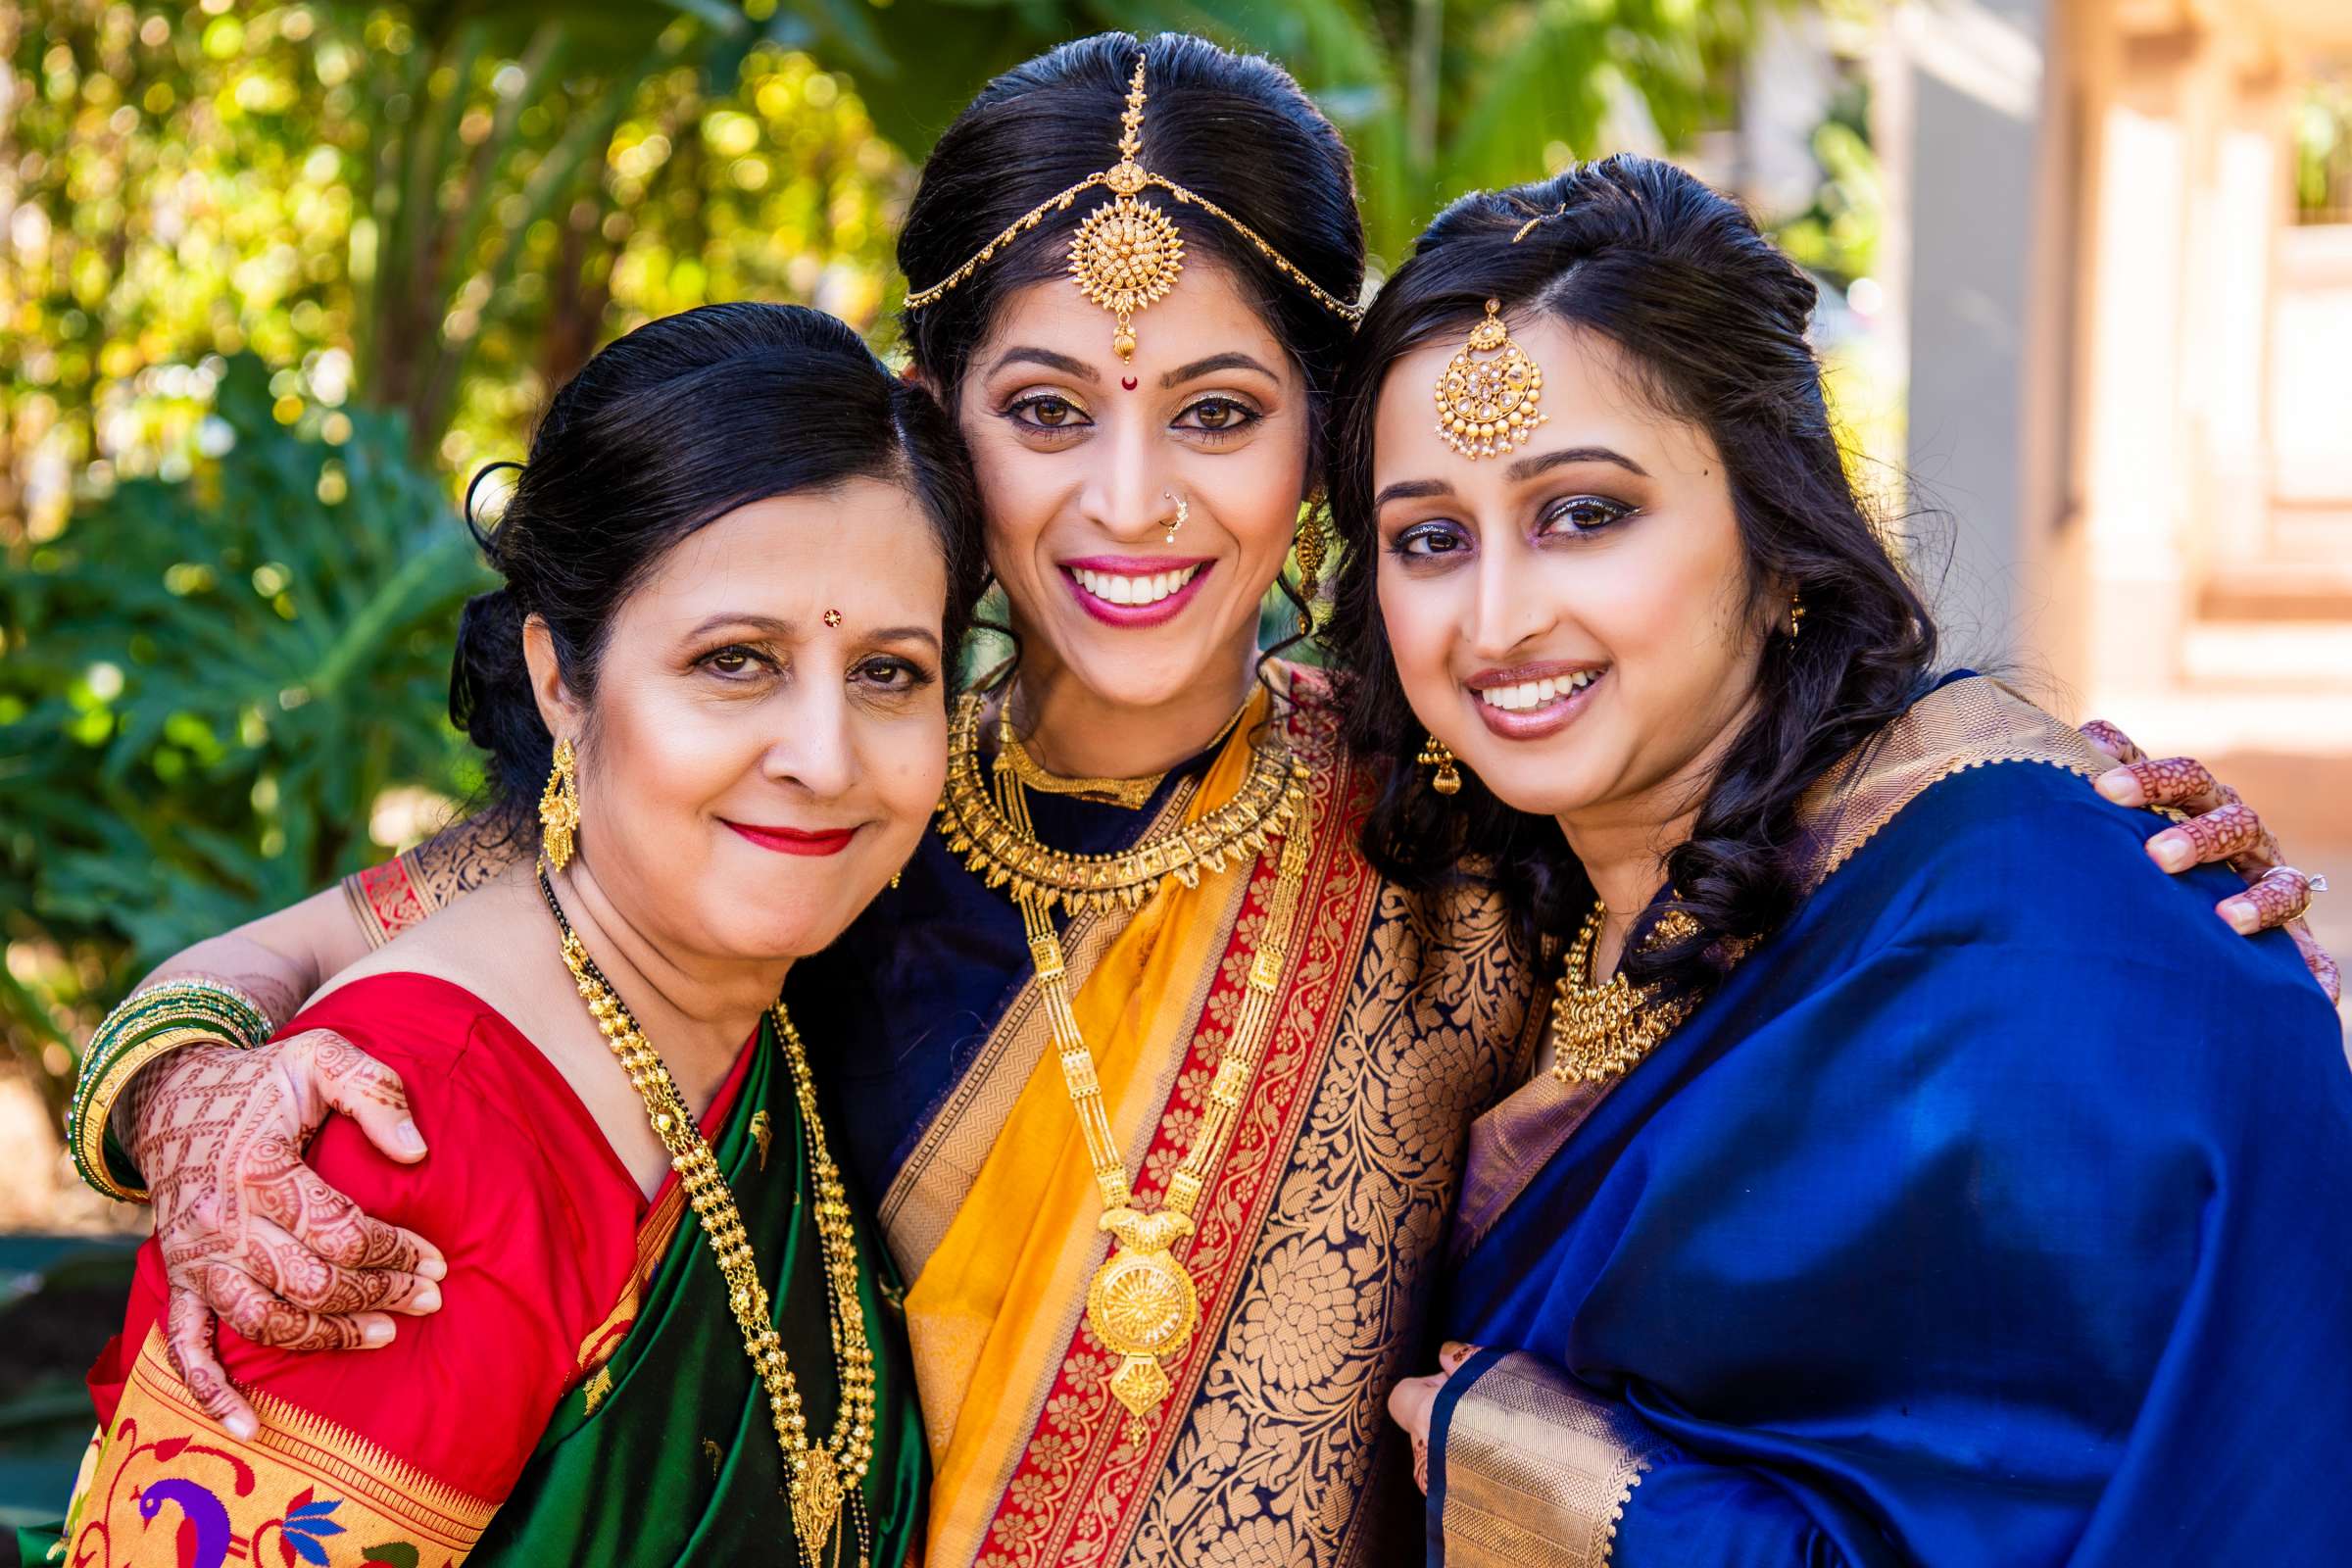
[1327,154,1937,997]
[452,301,987,848]
[900,31,1362,430]
[897,31,1363,656]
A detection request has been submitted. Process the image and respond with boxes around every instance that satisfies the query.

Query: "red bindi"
[1121,375,1138,391]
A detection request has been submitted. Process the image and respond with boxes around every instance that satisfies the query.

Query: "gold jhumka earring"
[1418,733,1462,796]
[539,737,580,871]
[1787,588,1806,638]
[1293,511,1328,636]
[901,54,1362,365]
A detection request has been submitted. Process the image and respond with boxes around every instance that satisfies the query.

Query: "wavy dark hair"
[896,30,1364,673]
[452,301,988,848]
[1326,155,1937,995]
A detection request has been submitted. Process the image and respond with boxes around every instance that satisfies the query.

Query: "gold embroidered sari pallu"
[896,675,1523,1568]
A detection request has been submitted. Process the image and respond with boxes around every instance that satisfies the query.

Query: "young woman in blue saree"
[1330,155,2351,1564]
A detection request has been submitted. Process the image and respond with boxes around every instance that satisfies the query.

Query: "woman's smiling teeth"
[1476,669,1602,711]
[1069,564,1203,607]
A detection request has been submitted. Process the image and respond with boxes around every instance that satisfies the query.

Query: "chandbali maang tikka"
[903,55,1361,363]
[1433,202,1573,461]
[1434,299,1546,460]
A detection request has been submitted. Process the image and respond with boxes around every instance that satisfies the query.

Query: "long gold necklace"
[537,863,876,1568]
[937,690,1305,913]
[1549,900,1706,1084]
[960,698,1315,1436]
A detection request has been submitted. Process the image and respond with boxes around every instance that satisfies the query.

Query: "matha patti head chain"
[1432,201,1571,462]
[902,54,1362,364]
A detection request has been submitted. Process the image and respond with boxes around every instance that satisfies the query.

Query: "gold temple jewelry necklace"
[988,738,1316,1436]
[1549,900,1706,1085]
[936,690,1306,914]
[537,862,876,1568]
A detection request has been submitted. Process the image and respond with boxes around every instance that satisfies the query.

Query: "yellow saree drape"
[908,689,1270,1564]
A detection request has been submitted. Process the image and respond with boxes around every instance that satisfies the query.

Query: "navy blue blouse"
[789,741,1218,1204]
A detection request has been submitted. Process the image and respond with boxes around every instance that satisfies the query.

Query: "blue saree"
[1428,676,2352,1565]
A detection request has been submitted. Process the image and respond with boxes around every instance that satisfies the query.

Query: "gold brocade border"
[343,850,432,951]
[1794,675,2115,886]
[1449,675,2120,1258]
[1437,1351,1677,1568]
[66,1327,497,1568]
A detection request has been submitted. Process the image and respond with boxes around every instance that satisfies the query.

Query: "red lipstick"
[724,821,858,857]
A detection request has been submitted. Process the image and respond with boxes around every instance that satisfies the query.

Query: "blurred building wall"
[1900,0,2352,971]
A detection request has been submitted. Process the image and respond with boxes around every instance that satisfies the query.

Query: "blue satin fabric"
[1434,759,2352,1565]
[788,744,1213,1202]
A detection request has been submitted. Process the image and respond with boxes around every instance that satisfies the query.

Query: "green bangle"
[68,979,276,1202]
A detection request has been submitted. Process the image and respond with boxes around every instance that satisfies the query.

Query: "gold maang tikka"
[1433,203,1571,461]
[1434,299,1546,460]
[902,55,1362,364]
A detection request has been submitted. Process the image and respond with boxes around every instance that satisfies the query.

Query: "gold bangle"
[72,1023,246,1203]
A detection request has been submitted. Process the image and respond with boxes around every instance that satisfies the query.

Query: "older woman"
[1337,158,2352,1564]
[26,302,987,1567]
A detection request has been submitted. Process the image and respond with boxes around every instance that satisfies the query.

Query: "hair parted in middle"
[1325,154,1939,999]
[896,31,1366,471]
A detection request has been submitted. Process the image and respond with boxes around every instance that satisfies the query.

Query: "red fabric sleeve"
[95,972,651,1503]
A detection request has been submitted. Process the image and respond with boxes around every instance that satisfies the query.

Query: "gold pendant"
[1085,1207,1201,1436]
[790,1446,845,1558]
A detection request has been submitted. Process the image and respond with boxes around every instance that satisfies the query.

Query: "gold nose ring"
[1163,489,1189,545]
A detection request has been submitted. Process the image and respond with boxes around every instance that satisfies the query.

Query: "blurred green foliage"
[0,356,488,1114]
[1,0,1772,1114]
[2295,75,2352,223]
[1773,73,1879,287]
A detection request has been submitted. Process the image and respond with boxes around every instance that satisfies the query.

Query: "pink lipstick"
[1464,661,1608,742]
[1058,555,1214,629]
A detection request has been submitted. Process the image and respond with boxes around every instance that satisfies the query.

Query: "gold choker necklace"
[1549,901,1704,1085]
[998,730,1166,810]
[994,694,1256,810]
[937,690,1307,914]
[538,863,876,1568]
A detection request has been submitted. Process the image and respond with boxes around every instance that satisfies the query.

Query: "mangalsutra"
[538,863,875,1568]
[1548,900,1704,1085]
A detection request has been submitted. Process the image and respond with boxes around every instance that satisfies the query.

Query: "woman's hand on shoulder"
[2081,719,2338,1003]
[1388,1341,1482,1494]
[132,1029,447,1440]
